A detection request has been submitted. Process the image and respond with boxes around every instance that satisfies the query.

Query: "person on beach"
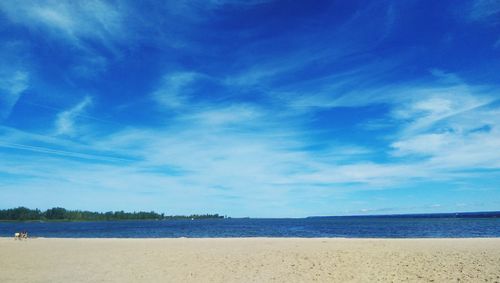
[14,231,28,240]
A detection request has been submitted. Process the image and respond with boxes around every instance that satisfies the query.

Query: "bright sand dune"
[1,238,499,282]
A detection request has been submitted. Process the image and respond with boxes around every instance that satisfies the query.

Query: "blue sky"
[0,0,499,217]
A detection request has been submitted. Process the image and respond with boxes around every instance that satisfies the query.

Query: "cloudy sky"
[0,0,499,217]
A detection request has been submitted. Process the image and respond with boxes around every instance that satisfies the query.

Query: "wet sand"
[1,238,499,282]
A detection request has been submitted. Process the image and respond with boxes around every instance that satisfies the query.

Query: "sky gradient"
[1,0,499,217]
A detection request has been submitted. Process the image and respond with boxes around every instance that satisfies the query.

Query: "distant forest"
[0,207,225,221]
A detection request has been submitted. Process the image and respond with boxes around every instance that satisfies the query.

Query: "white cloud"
[0,41,30,120]
[0,141,128,163]
[2,65,500,216]
[274,69,500,178]
[153,72,199,109]
[0,0,126,49]
[55,96,92,136]
[0,0,127,79]
[221,3,396,89]
[387,78,500,171]
[467,0,500,23]
[70,52,108,79]
[494,38,500,49]
[391,85,493,136]
[429,69,462,84]
[392,133,452,156]
[183,104,262,126]
[224,64,291,87]
[0,70,29,119]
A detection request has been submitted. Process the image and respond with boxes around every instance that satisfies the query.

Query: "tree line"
[0,207,225,221]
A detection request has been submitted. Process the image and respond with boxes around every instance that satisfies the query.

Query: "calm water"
[1,217,499,238]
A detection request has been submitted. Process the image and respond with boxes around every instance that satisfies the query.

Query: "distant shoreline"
[308,210,500,219]
[2,208,499,222]
[0,207,225,222]
[0,218,226,223]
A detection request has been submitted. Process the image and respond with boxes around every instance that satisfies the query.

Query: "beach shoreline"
[1,238,499,282]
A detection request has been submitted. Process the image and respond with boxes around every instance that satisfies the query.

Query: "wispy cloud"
[0,141,129,163]
[466,0,500,23]
[55,96,92,136]
[0,70,29,120]
[221,2,396,89]
[0,0,126,49]
[1,1,499,216]
[153,72,200,109]
[388,83,500,173]
[0,0,128,80]
[3,63,500,216]
[0,41,30,120]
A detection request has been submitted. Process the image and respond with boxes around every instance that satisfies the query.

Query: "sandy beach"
[1,238,499,282]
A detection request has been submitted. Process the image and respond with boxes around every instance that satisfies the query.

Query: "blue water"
[1,217,499,238]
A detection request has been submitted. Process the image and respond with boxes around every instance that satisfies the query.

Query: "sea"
[1,213,500,238]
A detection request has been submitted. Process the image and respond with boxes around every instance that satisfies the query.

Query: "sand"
[1,238,499,282]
